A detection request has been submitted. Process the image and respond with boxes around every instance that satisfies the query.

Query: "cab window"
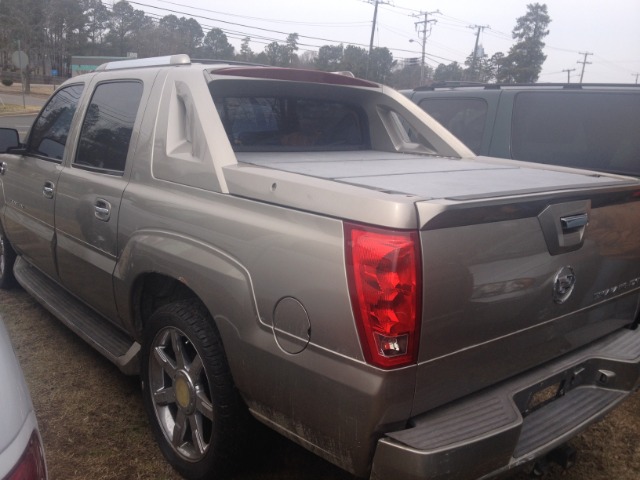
[74,81,143,174]
[27,84,84,160]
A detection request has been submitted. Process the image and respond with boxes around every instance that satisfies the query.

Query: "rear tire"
[0,232,17,289]
[141,300,247,479]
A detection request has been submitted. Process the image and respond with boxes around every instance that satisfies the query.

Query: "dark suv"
[403,83,640,177]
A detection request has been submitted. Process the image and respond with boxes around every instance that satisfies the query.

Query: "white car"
[0,317,47,480]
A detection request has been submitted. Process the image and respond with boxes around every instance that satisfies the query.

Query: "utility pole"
[562,68,576,83]
[577,52,593,83]
[368,0,381,58]
[366,0,388,77]
[410,10,438,85]
[632,73,640,84]
[468,25,489,81]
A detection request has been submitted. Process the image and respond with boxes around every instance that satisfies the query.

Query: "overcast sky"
[130,0,640,83]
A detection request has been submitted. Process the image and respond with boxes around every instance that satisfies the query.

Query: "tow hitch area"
[531,444,577,477]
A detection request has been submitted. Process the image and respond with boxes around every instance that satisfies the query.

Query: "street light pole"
[409,38,425,85]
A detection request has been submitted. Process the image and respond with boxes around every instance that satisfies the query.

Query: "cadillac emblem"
[553,266,576,304]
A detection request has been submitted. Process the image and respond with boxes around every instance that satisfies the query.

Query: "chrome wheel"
[149,326,214,462]
[142,301,248,479]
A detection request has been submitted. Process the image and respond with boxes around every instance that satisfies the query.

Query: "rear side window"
[27,84,84,160]
[74,81,143,174]
[511,92,640,176]
[213,96,368,151]
[418,98,487,153]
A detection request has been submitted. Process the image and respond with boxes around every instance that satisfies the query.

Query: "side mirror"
[0,128,21,154]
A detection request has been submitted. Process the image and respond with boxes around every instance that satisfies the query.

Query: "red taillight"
[7,432,47,480]
[345,223,421,369]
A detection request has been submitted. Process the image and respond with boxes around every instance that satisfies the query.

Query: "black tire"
[0,231,17,289]
[141,300,247,479]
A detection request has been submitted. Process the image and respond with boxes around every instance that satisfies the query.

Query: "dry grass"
[0,83,55,96]
[0,104,41,114]
[1,287,639,480]
[0,83,50,114]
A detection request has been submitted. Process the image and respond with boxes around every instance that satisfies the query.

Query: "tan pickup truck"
[1,55,639,480]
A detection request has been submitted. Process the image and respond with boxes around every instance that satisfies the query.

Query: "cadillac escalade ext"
[0,55,639,480]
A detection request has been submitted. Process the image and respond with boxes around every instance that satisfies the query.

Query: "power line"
[149,0,370,27]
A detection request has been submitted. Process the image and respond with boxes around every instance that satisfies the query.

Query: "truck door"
[1,84,85,279]
[55,79,145,323]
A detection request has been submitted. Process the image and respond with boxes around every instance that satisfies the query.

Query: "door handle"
[0,162,6,175]
[43,181,55,199]
[94,198,111,221]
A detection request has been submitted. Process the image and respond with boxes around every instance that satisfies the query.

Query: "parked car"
[0,317,47,480]
[0,56,639,480]
[403,83,640,177]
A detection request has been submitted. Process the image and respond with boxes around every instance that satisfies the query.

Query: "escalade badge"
[553,266,576,304]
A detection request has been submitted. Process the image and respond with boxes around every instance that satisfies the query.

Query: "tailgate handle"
[538,200,591,256]
[560,213,588,231]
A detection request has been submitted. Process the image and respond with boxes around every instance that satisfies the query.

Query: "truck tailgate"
[413,185,640,415]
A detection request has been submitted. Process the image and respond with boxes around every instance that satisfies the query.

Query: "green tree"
[297,50,317,68]
[366,47,394,83]
[433,62,464,82]
[261,35,298,67]
[83,0,111,55]
[315,44,344,71]
[156,15,202,56]
[464,51,497,83]
[283,33,299,66]
[263,41,282,66]
[341,44,368,77]
[129,15,159,57]
[201,28,235,60]
[238,36,253,62]
[387,61,433,89]
[0,0,46,79]
[497,3,551,83]
[106,1,146,56]
[45,0,88,70]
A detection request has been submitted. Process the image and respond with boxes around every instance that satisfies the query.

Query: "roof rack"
[95,54,191,71]
[414,81,488,91]
[191,58,266,67]
[414,82,640,91]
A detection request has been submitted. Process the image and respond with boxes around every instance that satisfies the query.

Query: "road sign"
[11,51,29,70]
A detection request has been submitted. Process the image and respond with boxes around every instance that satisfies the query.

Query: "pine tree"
[497,3,551,83]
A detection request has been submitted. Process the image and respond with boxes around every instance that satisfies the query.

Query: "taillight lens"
[7,431,47,480]
[345,222,421,369]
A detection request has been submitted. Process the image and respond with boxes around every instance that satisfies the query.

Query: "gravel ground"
[1,287,639,480]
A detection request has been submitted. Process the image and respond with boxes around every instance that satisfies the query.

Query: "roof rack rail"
[191,58,266,67]
[95,54,191,71]
[414,81,640,91]
[414,81,488,91]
